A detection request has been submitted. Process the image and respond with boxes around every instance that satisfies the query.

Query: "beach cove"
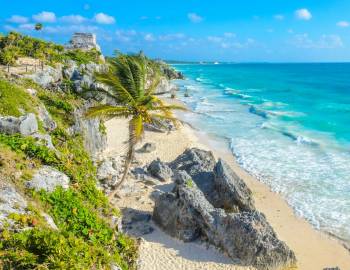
[104,94,350,269]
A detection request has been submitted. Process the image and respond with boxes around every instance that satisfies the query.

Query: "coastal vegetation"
[0,69,138,269]
[0,32,101,66]
[85,52,185,197]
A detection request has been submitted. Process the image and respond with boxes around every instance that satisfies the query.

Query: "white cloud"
[159,33,185,41]
[207,36,223,43]
[144,33,155,42]
[7,15,29,24]
[295,9,312,20]
[292,33,343,49]
[188,13,203,23]
[19,23,36,30]
[224,32,236,38]
[274,14,284,20]
[43,25,99,34]
[115,30,137,42]
[60,15,87,24]
[337,21,349,28]
[94,13,115,24]
[33,11,57,23]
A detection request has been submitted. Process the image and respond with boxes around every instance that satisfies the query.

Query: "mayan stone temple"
[67,33,102,52]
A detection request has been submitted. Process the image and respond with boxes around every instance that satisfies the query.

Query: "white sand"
[104,114,350,270]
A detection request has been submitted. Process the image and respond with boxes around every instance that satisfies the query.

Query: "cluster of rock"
[152,148,296,270]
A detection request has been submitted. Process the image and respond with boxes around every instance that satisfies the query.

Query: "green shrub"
[0,229,113,270]
[0,79,37,116]
[39,187,113,245]
[0,134,59,165]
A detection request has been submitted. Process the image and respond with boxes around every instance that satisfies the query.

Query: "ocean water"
[172,63,350,242]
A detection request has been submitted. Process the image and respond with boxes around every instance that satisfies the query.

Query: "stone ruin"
[67,33,101,52]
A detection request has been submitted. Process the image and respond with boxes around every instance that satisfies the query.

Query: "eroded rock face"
[68,102,107,158]
[0,113,38,136]
[214,159,255,212]
[147,158,173,181]
[0,184,28,228]
[26,166,70,192]
[153,180,296,270]
[38,106,57,132]
[25,65,63,89]
[153,148,296,270]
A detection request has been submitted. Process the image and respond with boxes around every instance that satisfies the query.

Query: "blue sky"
[1,0,350,62]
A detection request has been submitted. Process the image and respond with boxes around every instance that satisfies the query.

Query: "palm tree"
[34,23,43,31]
[86,53,185,198]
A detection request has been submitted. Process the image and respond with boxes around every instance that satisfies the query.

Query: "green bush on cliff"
[0,79,38,116]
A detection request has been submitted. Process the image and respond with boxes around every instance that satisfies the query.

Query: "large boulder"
[153,180,296,270]
[0,113,38,136]
[26,166,70,192]
[147,158,173,181]
[214,159,255,212]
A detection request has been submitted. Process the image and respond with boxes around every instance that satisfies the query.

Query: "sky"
[1,0,350,62]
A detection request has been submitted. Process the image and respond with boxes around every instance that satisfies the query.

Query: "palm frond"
[85,105,130,118]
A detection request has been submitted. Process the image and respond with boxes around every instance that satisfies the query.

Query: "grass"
[0,79,38,116]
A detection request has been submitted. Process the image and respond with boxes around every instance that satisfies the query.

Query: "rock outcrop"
[147,158,173,181]
[0,113,38,136]
[38,106,57,131]
[25,65,63,89]
[0,183,28,228]
[68,102,107,158]
[214,159,255,212]
[153,148,296,270]
[26,166,70,192]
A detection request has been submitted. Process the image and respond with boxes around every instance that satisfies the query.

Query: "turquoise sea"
[172,63,350,242]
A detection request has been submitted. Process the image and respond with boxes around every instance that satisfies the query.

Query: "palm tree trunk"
[108,121,136,199]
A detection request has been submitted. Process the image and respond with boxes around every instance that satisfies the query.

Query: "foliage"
[0,134,59,165]
[86,53,185,195]
[34,23,43,31]
[0,79,37,116]
[0,229,113,270]
[0,32,101,66]
[185,178,194,188]
[64,49,102,65]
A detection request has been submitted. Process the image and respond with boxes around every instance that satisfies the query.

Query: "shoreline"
[104,97,350,269]
[167,97,350,269]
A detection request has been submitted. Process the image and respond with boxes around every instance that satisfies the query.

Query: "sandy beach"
[104,106,350,270]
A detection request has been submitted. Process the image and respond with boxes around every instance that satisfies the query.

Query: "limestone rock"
[38,106,57,132]
[0,183,28,228]
[0,113,38,136]
[138,142,156,153]
[214,159,255,212]
[68,102,107,158]
[153,180,296,270]
[147,158,173,181]
[25,65,63,89]
[169,148,216,199]
[26,166,70,192]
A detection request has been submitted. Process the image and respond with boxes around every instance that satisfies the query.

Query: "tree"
[85,53,185,198]
[34,23,43,31]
